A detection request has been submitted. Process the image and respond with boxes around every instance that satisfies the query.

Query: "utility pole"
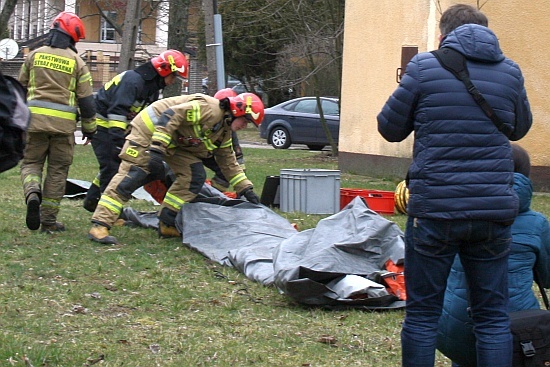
[202,0,217,95]
[117,0,142,72]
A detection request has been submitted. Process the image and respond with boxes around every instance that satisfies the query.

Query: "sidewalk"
[75,131,273,149]
[76,131,320,151]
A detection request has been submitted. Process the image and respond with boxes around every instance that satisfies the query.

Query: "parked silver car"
[259,97,339,150]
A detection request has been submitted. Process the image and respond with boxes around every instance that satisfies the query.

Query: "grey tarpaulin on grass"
[73,177,407,309]
[115,184,235,230]
[179,199,298,285]
[272,197,405,308]
[178,196,405,309]
[64,178,159,204]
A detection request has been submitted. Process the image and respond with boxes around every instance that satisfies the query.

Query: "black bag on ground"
[0,70,30,173]
[510,308,550,366]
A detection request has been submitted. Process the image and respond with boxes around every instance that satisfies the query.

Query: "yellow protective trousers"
[20,132,75,225]
[91,141,208,228]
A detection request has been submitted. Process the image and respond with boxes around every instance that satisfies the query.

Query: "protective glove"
[148,148,165,179]
[126,111,137,121]
[239,187,260,204]
[82,130,96,146]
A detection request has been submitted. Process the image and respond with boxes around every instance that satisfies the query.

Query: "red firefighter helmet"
[227,93,265,126]
[214,88,238,100]
[151,50,188,78]
[51,11,85,43]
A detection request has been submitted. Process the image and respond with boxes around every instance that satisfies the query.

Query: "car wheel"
[269,127,291,149]
[307,145,325,151]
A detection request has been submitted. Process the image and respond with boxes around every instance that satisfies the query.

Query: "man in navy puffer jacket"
[436,144,550,367]
[377,4,532,367]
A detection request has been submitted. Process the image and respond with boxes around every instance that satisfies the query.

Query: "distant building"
[1,0,205,93]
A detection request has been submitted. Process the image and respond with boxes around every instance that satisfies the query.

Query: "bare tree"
[0,0,18,39]
[217,0,343,154]
[91,0,165,69]
[163,0,191,97]
[117,0,142,72]
[273,0,344,155]
[201,0,217,95]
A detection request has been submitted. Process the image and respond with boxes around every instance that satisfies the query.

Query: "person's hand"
[82,130,96,146]
[126,111,137,121]
[239,187,260,204]
[148,148,165,179]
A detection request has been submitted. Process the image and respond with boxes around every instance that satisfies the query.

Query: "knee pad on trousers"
[164,163,176,188]
[190,161,207,195]
[117,165,148,198]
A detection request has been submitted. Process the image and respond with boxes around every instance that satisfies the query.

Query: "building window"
[101,11,117,43]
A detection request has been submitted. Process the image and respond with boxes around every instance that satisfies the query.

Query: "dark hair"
[439,4,488,35]
[511,144,531,177]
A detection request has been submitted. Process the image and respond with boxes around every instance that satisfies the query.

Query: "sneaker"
[158,221,181,238]
[88,224,119,245]
[40,222,66,234]
[25,193,41,230]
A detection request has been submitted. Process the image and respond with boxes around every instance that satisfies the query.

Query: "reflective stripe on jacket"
[19,46,94,134]
[94,63,162,131]
[127,94,252,193]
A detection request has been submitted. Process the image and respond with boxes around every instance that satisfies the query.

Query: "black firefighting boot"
[83,197,99,213]
[41,222,66,234]
[25,193,41,231]
[158,207,181,239]
[88,223,119,245]
[83,183,100,212]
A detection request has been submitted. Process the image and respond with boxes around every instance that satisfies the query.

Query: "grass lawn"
[1,137,548,366]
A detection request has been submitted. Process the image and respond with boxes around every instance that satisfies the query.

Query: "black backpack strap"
[534,269,550,310]
[431,48,513,138]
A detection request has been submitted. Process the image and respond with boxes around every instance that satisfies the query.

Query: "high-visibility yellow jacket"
[128,93,253,193]
[19,45,96,134]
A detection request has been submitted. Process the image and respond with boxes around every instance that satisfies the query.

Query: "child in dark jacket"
[436,144,550,366]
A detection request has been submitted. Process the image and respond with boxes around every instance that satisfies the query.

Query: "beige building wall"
[340,0,550,191]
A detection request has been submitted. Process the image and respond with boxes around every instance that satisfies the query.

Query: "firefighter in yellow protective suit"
[19,12,96,233]
[82,49,189,213]
[88,92,264,244]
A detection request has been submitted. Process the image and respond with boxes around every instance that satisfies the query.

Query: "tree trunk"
[117,0,142,73]
[0,0,18,39]
[202,0,217,95]
[163,0,191,98]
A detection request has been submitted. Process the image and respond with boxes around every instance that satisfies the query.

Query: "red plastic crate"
[340,188,395,214]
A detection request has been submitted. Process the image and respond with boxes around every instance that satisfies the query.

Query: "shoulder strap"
[431,48,513,138]
[534,269,550,310]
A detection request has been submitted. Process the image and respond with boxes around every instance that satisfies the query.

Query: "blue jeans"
[401,217,512,367]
